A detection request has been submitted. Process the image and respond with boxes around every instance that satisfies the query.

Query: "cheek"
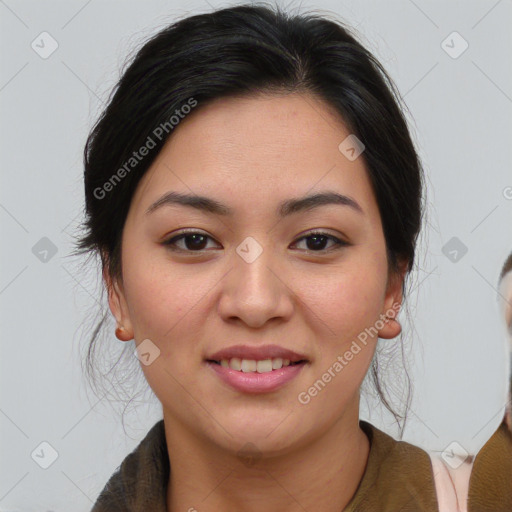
[295,264,387,411]
[121,247,194,339]
[122,258,210,393]
[126,273,202,338]
[300,261,388,342]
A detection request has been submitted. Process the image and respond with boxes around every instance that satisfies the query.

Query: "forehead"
[164,92,351,168]
[129,92,377,219]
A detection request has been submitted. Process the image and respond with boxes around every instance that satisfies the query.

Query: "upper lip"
[206,344,308,362]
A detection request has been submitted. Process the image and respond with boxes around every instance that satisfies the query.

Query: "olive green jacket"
[90,419,511,511]
[467,420,512,511]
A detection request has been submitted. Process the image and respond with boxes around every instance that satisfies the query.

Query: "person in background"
[499,252,512,432]
[431,251,512,511]
[464,252,512,512]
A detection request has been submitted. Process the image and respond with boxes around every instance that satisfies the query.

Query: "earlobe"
[115,324,133,342]
[378,263,406,340]
[377,311,402,340]
[103,267,134,342]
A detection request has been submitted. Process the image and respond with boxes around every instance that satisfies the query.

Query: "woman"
[77,4,442,511]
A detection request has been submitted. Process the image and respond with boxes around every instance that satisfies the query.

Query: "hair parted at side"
[72,2,425,436]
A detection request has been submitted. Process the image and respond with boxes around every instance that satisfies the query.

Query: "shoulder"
[344,420,438,512]
[468,419,512,511]
[90,420,169,512]
[424,418,512,512]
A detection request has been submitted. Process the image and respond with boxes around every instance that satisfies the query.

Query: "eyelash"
[162,229,348,254]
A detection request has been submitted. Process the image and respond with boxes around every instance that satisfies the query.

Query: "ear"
[378,260,407,340]
[102,265,134,341]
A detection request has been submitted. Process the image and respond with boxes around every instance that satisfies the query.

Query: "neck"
[164,405,370,512]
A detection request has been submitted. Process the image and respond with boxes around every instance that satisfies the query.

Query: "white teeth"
[230,357,242,371]
[256,359,273,373]
[241,359,257,372]
[272,357,283,369]
[216,357,301,373]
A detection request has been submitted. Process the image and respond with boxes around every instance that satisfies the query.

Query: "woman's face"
[107,92,404,455]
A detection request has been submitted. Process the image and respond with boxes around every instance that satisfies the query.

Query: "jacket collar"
[92,419,438,512]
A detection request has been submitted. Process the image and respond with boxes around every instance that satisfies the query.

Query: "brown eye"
[163,231,219,252]
[292,231,348,252]
[162,230,348,255]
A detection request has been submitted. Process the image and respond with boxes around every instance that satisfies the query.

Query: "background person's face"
[502,272,512,331]
[107,93,404,455]
[500,267,512,372]
[499,263,512,431]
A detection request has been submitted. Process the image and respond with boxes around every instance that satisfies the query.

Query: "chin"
[212,413,308,456]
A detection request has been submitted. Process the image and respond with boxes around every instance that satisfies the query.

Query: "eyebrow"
[145,190,364,217]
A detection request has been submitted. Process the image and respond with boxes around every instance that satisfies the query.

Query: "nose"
[217,245,294,328]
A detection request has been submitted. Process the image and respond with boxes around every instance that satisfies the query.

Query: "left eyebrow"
[145,190,364,217]
[278,191,364,217]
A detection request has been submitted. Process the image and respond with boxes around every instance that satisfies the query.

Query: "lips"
[206,344,308,363]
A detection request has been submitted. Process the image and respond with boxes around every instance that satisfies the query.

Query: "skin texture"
[105,92,406,512]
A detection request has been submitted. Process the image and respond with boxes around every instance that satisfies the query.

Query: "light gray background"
[1,0,511,510]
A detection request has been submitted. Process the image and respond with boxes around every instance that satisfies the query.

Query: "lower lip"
[205,361,307,393]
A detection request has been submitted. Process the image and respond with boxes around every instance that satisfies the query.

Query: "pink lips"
[206,360,307,393]
[205,344,309,394]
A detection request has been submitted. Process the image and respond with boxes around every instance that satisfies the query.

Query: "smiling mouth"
[206,357,307,373]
